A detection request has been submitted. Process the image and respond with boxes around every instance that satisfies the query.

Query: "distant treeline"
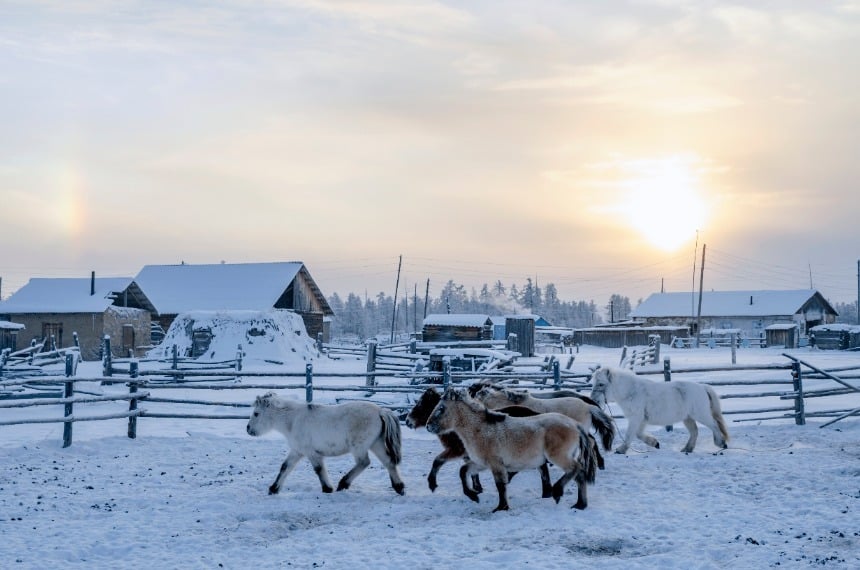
[327,278,633,341]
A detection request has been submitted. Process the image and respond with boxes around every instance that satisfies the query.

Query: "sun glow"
[618,156,707,251]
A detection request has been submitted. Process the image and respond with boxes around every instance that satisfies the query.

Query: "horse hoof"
[393,483,405,496]
[268,485,280,495]
[465,492,480,503]
[492,505,509,513]
[654,442,660,449]
[572,501,587,510]
[427,479,437,493]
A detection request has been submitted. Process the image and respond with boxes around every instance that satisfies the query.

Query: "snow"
[146,309,319,364]
[631,289,825,318]
[423,313,492,327]
[133,262,304,315]
[1,346,859,569]
[0,278,132,314]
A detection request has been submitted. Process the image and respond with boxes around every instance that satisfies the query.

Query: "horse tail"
[706,386,730,443]
[588,406,616,451]
[575,424,598,484]
[379,409,403,465]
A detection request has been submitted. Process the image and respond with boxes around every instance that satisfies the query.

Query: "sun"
[618,156,707,251]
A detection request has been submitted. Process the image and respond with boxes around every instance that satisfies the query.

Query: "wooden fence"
[2,351,858,448]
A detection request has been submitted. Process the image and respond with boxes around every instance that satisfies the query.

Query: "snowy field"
[1,345,859,569]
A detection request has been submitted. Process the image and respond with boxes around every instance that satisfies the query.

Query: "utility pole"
[856,259,859,325]
[423,279,430,320]
[390,255,402,344]
[695,244,706,346]
[413,283,418,333]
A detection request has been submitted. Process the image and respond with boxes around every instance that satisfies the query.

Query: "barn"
[0,276,151,360]
[124,262,334,340]
[630,289,838,342]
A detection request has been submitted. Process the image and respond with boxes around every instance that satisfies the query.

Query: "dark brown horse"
[406,388,553,498]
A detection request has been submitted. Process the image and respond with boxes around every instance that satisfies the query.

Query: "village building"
[422,314,494,343]
[1,320,25,352]
[629,289,838,347]
[0,276,150,360]
[123,262,334,341]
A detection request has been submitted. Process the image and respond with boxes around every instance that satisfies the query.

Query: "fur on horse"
[247,392,405,496]
[589,366,729,454]
[426,388,598,512]
[472,384,615,454]
[406,388,553,498]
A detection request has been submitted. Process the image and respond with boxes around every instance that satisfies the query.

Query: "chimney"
[91,271,95,296]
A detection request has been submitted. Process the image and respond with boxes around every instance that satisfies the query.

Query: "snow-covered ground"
[1,345,858,569]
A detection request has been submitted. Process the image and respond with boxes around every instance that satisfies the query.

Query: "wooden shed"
[809,324,860,350]
[573,325,689,349]
[422,314,493,343]
[125,261,334,339]
[765,323,799,349]
[0,276,151,360]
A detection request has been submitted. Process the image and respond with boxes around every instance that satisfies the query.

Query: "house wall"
[103,307,151,358]
[8,313,105,360]
[635,316,802,339]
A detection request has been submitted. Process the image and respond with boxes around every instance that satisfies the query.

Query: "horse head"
[247,391,279,436]
[589,366,612,408]
[426,388,470,434]
[405,388,441,429]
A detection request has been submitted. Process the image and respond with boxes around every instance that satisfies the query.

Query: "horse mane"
[499,389,528,404]
[483,409,508,423]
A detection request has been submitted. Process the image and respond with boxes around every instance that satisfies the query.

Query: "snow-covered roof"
[765,323,799,331]
[423,314,492,327]
[0,320,25,330]
[133,262,304,315]
[0,277,132,314]
[630,290,830,319]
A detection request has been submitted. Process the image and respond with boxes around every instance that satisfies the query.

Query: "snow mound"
[148,310,319,364]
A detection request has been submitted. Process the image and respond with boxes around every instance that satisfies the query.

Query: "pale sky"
[1,0,859,308]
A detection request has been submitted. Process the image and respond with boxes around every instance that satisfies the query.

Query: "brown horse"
[406,388,553,498]
[426,388,598,512]
[472,384,615,456]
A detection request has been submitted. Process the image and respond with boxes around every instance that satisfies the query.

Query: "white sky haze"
[1,1,859,306]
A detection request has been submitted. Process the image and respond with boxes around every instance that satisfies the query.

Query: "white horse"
[589,366,729,454]
[246,392,405,496]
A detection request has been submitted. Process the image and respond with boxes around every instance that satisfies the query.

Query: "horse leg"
[539,463,553,498]
[491,468,510,512]
[428,447,464,493]
[370,440,405,495]
[337,452,371,492]
[269,450,303,495]
[550,469,575,504]
[616,415,641,454]
[459,463,481,503]
[636,425,660,449]
[307,454,335,493]
[681,418,699,453]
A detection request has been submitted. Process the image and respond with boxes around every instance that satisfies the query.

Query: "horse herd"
[246,365,730,512]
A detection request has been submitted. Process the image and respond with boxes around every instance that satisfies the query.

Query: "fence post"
[731,333,737,364]
[365,340,377,387]
[552,359,561,391]
[102,335,112,377]
[442,357,451,389]
[73,332,79,348]
[409,339,417,354]
[619,346,628,366]
[63,354,75,448]
[171,344,179,370]
[791,360,806,426]
[128,360,139,439]
[650,335,660,364]
[236,344,243,372]
[663,357,673,432]
[305,363,313,403]
[316,332,323,353]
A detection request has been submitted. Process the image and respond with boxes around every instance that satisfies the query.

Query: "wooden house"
[629,289,837,341]
[124,262,334,339]
[422,314,493,343]
[0,276,151,360]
